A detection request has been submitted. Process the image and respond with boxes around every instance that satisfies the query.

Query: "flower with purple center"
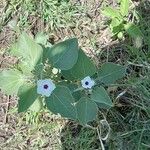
[81,76,95,89]
[37,79,56,97]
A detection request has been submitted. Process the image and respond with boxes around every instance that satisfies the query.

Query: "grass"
[1,0,85,33]
[0,0,150,149]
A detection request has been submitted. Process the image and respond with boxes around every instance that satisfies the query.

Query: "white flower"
[37,79,56,97]
[81,76,95,89]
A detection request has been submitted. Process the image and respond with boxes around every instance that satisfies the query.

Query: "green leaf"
[110,18,122,29]
[76,97,98,125]
[58,82,83,102]
[98,62,126,84]
[18,61,34,76]
[102,7,122,19]
[117,32,124,39]
[62,49,97,80]
[9,42,20,57]
[110,17,123,35]
[111,22,124,35]
[124,23,143,38]
[91,87,113,108]
[35,32,48,45]
[18,32,43,70]
[29,97,43,112]
[33,63,44,78]
[68,84,83,102]
[0,69,25,95]
[45,38,78,70]
[120,0,129,16]
[45,86,77,120]
[18,83,38,113]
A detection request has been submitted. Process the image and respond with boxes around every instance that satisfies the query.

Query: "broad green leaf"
[33,63,44,78]
[58,81,83,102]
[42,43,52,60]
[62,49,97,80]
[18,32,43,70]
[110,18,122,29]
[111,23,124,35]
[18,61,34,76]
[98,62,126,84]
[120,0,129,16]
[45,38,78,70]
[45,86,77,120]
[42,47,49,63]
[35,32,48,45]
[102,7,122,19]
[18,60,43,78]
[46,42,52,48]
[9,42,21,57]
[29,97,43,112]
[124,23,143,38]
[18,83,38,113]
[0,69,25,95]
[76,97,98,125]
[68,84,83,102]
[91,87,113,108]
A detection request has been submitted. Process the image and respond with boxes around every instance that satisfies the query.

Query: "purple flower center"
[43,84,49,89]
[85,81,89,85]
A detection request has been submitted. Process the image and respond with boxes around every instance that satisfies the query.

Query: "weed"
[0,0,150,150]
